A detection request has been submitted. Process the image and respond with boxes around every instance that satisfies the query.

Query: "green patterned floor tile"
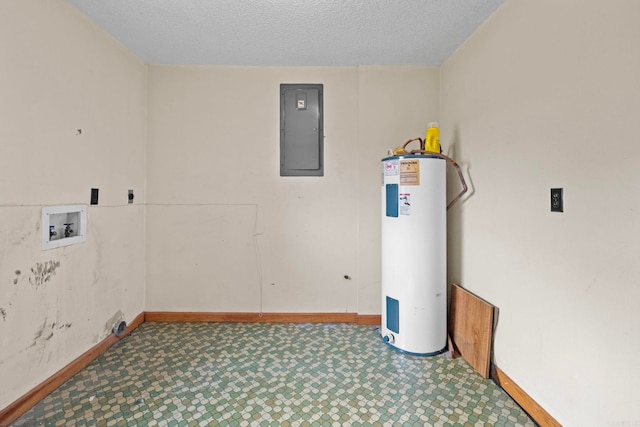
[13,323,534,426]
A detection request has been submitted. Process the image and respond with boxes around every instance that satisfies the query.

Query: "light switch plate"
[90,188,99,205]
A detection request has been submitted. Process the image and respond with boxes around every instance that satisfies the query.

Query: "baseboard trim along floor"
[144,311,381,325]
[493,366,562,427]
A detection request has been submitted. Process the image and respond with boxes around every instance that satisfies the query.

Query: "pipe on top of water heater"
[392,137,468,210]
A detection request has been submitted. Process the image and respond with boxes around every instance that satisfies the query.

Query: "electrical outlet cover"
[551,188,563,212]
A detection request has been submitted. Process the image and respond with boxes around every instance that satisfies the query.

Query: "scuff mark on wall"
[13,269,21,284]
[12,230,31,246]
[105,310,124,335]
[0,308,6,321]
[30,319,48,347]
[27,319,71,348]
[21,318,68,366]
[91,230,104,287]
[29,261,61,287]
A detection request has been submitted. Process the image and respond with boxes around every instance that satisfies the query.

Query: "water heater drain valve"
[383,333,396,344]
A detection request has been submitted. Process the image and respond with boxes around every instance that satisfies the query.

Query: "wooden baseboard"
[145,311,381,325]
[355,314,381,325]
[494,366,561,427]
[0,312,145,427]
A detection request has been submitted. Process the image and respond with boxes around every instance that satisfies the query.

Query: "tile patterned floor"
[12,322,535,426]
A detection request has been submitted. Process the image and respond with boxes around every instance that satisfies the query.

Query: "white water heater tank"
[381,155,447,355]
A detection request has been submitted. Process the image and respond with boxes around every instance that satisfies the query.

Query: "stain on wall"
[13,269,21,285]
[105,310,124,335]
[30,319,49,347]
[0,308,6,321]
[29,261,61,287]
[28,319,73,348]
[12,230,31,246]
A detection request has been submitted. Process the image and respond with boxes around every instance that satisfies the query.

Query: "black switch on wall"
[90,188,99,205]
[551,188,563,212]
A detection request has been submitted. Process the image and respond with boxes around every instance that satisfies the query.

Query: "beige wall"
[440,0,640,425]
[357,67,440,313]
[0,0,147,410]
[145,66,439,314]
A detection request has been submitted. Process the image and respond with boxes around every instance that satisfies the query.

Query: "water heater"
[381,155,447,355]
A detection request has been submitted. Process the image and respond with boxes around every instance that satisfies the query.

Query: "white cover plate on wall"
[41,205,87,250]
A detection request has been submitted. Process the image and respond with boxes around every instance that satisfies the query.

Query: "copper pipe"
[409,149,468,210]
[402,137,423,150]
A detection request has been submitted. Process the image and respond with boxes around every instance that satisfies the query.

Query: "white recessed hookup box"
[42,205,87,250]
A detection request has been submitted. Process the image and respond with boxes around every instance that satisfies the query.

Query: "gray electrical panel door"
[280,84,323,176]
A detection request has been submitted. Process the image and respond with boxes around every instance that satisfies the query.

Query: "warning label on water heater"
[400,160,420,185]
[383,160,399,176]
[399,193,411,216]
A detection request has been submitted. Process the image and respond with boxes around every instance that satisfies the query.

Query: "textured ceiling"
[66,0,505,66]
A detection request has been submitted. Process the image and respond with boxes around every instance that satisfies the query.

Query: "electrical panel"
[280,84,323,176]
